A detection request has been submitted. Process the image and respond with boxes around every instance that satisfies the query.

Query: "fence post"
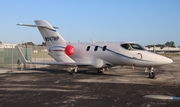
[35,46,36,62]
[42,45,44,67]
[26,44,28,60]
[11,44,13,72]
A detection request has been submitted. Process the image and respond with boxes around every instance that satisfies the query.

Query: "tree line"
[145,41,176,49]
[21,42,46,46]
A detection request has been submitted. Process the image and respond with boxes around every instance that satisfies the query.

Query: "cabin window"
[86,46,90,51]
[94,46,98,51]
[102,46,107,51]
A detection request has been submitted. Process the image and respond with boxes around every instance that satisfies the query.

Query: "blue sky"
[1,0,180,46]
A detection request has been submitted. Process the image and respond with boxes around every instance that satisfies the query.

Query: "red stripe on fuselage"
[53,50,63,52]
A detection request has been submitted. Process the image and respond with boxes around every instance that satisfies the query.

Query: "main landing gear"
[97,69,104,73]
[97,68,109,74]
[68,67,78,75]
[145,67,155,79]
[67,67,110,75]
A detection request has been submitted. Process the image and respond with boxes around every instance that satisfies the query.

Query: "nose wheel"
[149,72,155,78]
[145,67,155,79]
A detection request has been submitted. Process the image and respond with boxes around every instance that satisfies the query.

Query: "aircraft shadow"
[26,67,119,76]
[76,70,119,76]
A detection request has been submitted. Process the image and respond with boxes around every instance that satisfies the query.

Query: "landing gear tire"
[97,69,104,74]
[68,67,77,75]
[68,71,75,75]
[149,72,155,79]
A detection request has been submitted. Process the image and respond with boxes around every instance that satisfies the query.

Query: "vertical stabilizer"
[34,20,67,48]
[17,20,75,63]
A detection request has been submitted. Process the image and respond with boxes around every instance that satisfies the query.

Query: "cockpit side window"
[121,44,131,50]
[130,44,146,50]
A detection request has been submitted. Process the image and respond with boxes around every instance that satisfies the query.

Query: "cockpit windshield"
[121,43,146,50]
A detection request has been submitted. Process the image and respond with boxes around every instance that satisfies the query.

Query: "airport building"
[145,47,180,54]
[0,43,16,48]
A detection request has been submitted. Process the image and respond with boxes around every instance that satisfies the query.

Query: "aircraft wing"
[15,46,93,67]
[31,61,93,66]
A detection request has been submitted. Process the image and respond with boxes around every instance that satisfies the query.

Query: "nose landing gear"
[145,67,155,79]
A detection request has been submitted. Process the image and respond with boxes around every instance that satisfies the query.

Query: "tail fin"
[17,20,67,48]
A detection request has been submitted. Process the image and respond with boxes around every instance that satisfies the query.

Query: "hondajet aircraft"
[16,20,173,78]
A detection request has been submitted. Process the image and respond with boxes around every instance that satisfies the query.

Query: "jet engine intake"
[65,45,75,56]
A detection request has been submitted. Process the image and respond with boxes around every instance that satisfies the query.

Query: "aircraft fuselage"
[49,42,172,69]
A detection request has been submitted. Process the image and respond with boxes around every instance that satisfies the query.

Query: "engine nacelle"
[49,46,65,55]
[49,45,75,56]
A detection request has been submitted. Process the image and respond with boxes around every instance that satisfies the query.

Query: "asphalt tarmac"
[0,57,180,107]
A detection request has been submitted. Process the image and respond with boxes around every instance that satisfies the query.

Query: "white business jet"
[16,20,173,78]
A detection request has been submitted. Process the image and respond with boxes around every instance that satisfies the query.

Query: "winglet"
[15,46,30,64]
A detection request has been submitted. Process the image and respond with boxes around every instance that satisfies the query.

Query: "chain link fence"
[0,44,179,72]
[0,45,55,71]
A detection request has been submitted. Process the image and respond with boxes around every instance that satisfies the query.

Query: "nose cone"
[156,55,173,65]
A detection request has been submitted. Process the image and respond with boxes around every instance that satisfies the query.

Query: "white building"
[145,47,180,54]
[0,44,16,48]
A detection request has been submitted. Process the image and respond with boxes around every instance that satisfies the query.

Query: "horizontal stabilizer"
[17,23,59,31]
[17,23,59,29]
